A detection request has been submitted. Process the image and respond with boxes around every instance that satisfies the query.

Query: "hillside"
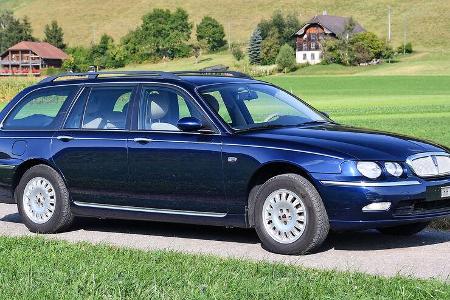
[0,0,449,51]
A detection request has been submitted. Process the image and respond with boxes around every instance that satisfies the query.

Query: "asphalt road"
[0,203,449,281]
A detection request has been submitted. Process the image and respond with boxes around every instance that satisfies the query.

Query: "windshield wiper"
[297,120,333,126]
[235,124,289,132]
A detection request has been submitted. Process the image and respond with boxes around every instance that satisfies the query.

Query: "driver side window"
[138,86,212,132]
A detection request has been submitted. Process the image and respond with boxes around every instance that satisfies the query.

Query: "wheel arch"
[246,161,316,227]
[12,158,66,202]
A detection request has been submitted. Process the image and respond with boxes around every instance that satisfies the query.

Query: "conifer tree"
[248,27,262,65]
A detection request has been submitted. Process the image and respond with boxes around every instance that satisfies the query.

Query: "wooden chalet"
[294,13,365,64]
[0,41,68,76]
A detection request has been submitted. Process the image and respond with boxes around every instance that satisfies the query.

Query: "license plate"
[442,186,450,198]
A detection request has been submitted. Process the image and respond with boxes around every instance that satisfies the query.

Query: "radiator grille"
[407,153,450,178]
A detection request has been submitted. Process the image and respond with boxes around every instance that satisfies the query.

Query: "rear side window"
[2,86,78,130]
[65,86,134,130]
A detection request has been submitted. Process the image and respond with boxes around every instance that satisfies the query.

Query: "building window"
[311,33,317,41]
[303,53,307,60]
[303,43,307,51]
[311,53,315,60]
[311,42,316,50]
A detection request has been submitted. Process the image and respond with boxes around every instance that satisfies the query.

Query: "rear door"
[51,84,136,205]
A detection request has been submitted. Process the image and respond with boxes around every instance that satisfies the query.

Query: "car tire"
[254,173,329,255]
[376,221,430,236]
[16,164,74,233]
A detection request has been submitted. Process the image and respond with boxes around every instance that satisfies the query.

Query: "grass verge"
[0,236,448,299]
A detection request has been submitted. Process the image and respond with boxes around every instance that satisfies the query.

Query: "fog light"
[362,202,391,212]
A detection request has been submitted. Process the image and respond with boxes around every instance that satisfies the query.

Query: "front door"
[51,84,136,205]
[127,84,226,213]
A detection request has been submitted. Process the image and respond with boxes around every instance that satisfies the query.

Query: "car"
[0,70,449,255]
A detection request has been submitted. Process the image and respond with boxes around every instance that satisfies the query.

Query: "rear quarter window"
[2,86,78,130]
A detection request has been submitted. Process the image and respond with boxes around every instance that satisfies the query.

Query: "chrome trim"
[223,143,344,160]
[73,201,227,217]
[320,180,422,187]
[0,164,15,170]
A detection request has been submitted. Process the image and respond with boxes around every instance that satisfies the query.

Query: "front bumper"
[312,174,450,230]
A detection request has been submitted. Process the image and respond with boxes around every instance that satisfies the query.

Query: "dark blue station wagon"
[0,71,449,254]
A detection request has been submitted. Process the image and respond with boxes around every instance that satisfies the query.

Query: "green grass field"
[0,236,448,299]
[263,75,450,148]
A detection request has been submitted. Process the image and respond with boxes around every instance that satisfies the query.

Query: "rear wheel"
[16,165,74,233]
[254,174,329,255]
[377,221,430,236]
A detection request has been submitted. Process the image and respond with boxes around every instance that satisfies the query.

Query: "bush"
[276,44,296,73]
[230,43,244,61]
[196,16,227,52]
[397,42,413,54]
[322,31,393,65]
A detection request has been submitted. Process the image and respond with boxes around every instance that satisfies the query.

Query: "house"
[294,13,365,64]
[0,41,68,76]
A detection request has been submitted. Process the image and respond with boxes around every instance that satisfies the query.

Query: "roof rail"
[39,71,180,84]
[173,70,252,79]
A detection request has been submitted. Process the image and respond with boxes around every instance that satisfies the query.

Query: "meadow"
[0,236,448,299]
[265,75,450,148]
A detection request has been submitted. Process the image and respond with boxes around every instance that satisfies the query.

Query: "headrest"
[202,94,220,113]
[150,94,169,120]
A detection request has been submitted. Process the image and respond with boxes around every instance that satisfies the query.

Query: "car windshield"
[198,83,327,131]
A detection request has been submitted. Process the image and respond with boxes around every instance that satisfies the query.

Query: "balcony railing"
[0,59,42,65]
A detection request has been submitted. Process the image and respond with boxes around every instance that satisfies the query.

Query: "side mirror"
[177,117,203,132]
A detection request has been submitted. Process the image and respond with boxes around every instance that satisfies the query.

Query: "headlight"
[385,162,403,177]
[356,162,382,179]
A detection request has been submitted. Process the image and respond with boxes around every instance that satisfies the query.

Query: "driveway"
[0,203,449,281]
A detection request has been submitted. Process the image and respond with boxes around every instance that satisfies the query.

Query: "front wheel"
[16,164,74,233]
[377,221,430,236]
[254,174,329,255]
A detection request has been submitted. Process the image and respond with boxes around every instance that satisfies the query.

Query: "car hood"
[241,124,448,161]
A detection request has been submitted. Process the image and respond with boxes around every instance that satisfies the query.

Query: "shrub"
[276,44,296,73]
[230,43,244,61]
[397,42,413,54]
[196,16,227,52]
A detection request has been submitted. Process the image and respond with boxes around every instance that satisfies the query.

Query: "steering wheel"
[263,113,281,123]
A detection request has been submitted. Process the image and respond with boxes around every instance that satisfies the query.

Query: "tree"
[257,11,300,48]
[0,10,35,53]
[196,16,226,52]
[248,27,262,65]
[89,34,126,68]
[260,28,281,65]
[121,8,192,62]
[276,44,296,72]
[44,20,66,49]
[230,43,244,61]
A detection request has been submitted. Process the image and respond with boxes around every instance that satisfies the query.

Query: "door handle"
[133,137,153,144]
[56,135,74,142]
